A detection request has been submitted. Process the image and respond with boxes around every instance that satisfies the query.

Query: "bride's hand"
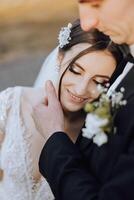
[33,80,65,143]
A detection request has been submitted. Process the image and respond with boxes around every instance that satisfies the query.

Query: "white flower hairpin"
[58,23,72,48]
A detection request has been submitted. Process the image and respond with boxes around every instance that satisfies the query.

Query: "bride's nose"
[74,78,90,96]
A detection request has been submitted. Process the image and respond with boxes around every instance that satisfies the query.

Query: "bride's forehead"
[62,43,92,63]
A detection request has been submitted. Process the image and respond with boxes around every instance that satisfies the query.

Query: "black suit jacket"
[39,64,134,200]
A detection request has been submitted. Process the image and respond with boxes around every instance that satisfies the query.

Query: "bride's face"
[59,44,116,113]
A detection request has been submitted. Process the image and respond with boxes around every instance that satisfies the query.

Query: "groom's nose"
[79,4,99,31]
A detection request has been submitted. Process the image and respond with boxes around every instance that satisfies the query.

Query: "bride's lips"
[67,89,88,104]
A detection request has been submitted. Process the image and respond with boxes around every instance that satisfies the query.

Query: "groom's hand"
[33,80,65,142]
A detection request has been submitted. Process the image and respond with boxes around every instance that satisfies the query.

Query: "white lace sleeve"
[0,88,14,174]
[0,88,13,135]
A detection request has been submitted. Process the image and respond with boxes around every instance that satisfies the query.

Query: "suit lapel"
[116,64,134,100]
[107,62,133,96]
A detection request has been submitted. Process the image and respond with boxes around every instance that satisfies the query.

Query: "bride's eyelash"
[93,79,109,86]
[93,80,101,85]
[69,66,81,75]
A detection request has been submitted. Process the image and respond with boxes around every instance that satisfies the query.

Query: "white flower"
[120,100,127,106]
[111,92,123,107]
[82,127,95,139]
[105,83,110,88]
[120,87,125,92]
[97,84,105,93]
[100,93,109,102]
[93,132,108,146]
[82,113,108,146]
[85,113,108,128]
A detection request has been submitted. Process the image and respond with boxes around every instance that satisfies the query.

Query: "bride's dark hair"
[59,19,130,60]
[58,19,131,99]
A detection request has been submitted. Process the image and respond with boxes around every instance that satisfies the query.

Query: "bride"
[0,19,130,200]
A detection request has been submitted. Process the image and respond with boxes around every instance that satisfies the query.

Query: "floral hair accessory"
[58,23,72,48]
[82,84,127,147]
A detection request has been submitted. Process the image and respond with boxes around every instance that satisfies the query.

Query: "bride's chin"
[63,104,82,113]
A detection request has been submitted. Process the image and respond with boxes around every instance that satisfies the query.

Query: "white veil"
[34,46,60,88]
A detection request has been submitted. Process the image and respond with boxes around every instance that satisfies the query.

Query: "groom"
[34,0,134,199]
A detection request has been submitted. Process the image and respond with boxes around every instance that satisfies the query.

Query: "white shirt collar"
[130,44,134,57]
[107,62,133,96]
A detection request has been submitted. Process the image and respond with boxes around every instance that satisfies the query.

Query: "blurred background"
[0,0,78,90]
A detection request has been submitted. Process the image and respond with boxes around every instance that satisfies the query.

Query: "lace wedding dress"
[0,47,60,200]
[0,86,54,200]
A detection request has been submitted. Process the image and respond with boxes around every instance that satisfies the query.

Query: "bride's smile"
[67,89,88,103]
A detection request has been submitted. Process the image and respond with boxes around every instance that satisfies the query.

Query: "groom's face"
[78,0,134,45]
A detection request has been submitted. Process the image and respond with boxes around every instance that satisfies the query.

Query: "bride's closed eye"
[69,64,82,75]
[93,78,109,86]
